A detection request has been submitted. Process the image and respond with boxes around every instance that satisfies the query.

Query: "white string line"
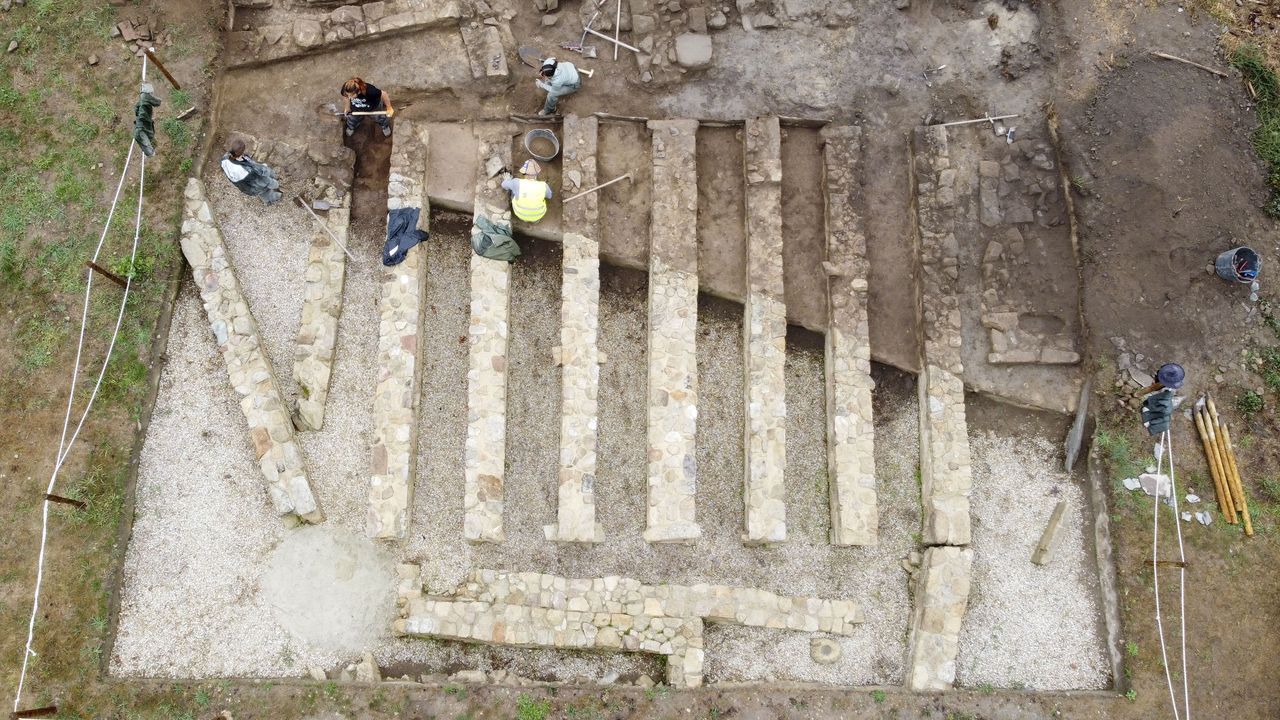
[1167,431,1191,718]
[12,57,147,714]
[1151,432,1180,720]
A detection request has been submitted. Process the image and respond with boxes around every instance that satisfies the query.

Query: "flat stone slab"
[821,125,878,546]
[179,178,323,524]
[643,119,702,544]
[906,546,973,690]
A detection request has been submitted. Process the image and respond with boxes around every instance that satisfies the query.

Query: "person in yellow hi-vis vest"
[502,159,553,223]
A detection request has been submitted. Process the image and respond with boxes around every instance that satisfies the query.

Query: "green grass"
[169,88,192,108]
[516,694,552,720]
[1248,346,1280,391]
[160,116,193,151]
[871,690,886,703]
[1238,388,1264,417]
[1231,44,1280,216]
[1125,640,1139,657]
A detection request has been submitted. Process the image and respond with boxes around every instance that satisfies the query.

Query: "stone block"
[293,18,323,48]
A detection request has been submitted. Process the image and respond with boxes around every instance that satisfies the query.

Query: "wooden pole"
[142,48,182,90]
[11,707,59,719]
[563,173,632,203]
[294,197,358,262]
[939,114,1019,128]
[45,493,87,510]
[1219,420,1253,536]
[613,0,621,61]
[1206,397,1243,513]
[584,27,639,53]
[1194,407,1235,522]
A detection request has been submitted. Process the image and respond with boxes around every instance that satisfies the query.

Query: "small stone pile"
[616,0,725,84]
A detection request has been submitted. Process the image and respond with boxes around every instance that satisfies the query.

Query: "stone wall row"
[179,178,323,524]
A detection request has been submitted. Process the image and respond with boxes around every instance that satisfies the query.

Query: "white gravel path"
[956,432,1110,690]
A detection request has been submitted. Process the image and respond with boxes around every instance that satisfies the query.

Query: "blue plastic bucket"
[1215,246,1260,283]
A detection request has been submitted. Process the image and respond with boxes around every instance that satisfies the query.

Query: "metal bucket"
[1214,246,1260,283]
[524,128,560,162]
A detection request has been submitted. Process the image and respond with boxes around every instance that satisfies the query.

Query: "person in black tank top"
[341,77,394,138]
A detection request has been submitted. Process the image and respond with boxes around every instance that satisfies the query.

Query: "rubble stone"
[905,546,973,690]
[292,18,323,48]
[673,32,712,69]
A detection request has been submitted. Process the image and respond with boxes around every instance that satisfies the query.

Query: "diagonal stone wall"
[367,121,430,540]
[643,119,702,544]
[464,127,515,544]
[741,116,788,545]
[552,114,603,543]
[912,125,973,548]
[820,125,878,547]
[179,178,324,524]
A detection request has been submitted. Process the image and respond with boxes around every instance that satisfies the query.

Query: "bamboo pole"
[1206,397,1243,513]
[1219,420,1253,537]
[1194,406,1236,522]
[1202,406,1240,522]
[1208,395,1253,536]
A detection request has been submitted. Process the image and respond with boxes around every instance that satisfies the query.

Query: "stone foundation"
[367,121,430,539]
[179,178,323,523]
[463,127,515,543]
[905,546,973,690]
[741,116,788,545]
[552,114,604,543]
[395,565,866,688]
[643,119,702,544]
[820,125,878,547]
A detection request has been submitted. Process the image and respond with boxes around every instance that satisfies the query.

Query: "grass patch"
[871,690,886,703]
[1248,346,1280,391]
[1231,44,1280,216]
[516,694,552,720]
[1238,388,1264,417]
[160,116,193,151]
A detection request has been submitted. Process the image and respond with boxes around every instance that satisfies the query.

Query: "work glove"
[1141,389,1175,436]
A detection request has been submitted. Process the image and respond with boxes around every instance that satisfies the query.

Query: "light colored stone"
[821,125,878,546]
[179,179,323,524]
[673,32,712,68]
[905,546,973,690]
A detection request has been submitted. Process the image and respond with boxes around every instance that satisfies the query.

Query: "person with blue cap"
[501,159,552,223]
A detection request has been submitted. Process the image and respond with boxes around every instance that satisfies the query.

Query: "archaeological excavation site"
[9,0,1280,716]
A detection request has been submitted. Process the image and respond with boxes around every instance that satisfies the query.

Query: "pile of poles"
[1192,394,1253,535]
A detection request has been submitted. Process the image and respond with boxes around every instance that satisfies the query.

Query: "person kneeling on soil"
[502,159,552,223]
[220,138,282,205]
[536,57,581,116]
[341,77,394,138]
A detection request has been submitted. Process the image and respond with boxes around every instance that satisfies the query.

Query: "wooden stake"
[1194,407,1235,523]
[1206,397,1244,514]
[11,707,59,719]
[1219,421,1253,536]
[45,493,87,510]
[1149,51,1229,78]
[85,260,128,288]
[143,48,182,90]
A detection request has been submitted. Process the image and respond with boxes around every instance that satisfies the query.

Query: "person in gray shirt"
[536,58,581,116]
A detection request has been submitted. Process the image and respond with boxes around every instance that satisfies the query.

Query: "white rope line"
[1150,429,1191,720]
[12,57,147,715]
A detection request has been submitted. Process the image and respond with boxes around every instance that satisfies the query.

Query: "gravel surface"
[115,183,1101,688]
[956,432,1110,690]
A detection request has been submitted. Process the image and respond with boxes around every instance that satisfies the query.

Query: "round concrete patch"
[259,525,396,654]
[810,637,842,665]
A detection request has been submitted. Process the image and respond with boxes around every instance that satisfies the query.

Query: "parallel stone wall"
[820,125,878,547]
[552,114,603,543]
[463,128,514,543]
[643,119,702,544]
[179,179,324,524]
[367,121,430,540]
[293,180,354,432]
[905,546,973,690]
[395,565,867,688]
[912,125,973,548]
[741,116,788,545]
